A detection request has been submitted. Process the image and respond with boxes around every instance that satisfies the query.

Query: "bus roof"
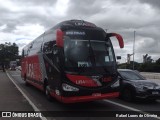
[22,20,104,51]
[47,19,99,32]
[59,19,97,28]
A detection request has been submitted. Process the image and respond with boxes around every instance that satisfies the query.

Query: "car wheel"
[122,88,134,102]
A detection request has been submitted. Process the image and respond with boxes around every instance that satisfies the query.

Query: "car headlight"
[155,85,160,89]
[62,83,79,91]
[132,83,144,91]
[133,83,154,91]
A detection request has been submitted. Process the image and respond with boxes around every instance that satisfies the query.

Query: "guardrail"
[140,72,160,80]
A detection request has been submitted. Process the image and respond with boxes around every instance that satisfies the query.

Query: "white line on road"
[6,71,48,120]
[104,100,160,119]
[11,75,20,76]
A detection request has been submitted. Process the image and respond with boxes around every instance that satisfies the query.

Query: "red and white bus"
[21,20,124,103]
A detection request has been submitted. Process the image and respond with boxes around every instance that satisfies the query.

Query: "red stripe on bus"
[51,91,119,103]
[66,74,98,87]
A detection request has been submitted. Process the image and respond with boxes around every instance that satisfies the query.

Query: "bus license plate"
[152,91,159,95]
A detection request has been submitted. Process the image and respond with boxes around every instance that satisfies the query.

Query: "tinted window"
[64,29,115,68]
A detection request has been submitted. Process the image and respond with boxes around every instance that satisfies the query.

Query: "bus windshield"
[64,39,115,74]
[64,39,115,66]
[63,29,116,75]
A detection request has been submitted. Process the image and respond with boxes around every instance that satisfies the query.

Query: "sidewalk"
[0,71,42,120]
[0,71,34,111]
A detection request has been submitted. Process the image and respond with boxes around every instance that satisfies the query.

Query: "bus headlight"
[62,83,79,91]
[111,80,120,88]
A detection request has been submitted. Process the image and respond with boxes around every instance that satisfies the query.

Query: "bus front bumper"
[50,92,119,103]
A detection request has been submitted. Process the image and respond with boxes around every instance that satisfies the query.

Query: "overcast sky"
[0,0,160,63]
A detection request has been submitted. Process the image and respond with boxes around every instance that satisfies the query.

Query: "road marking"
[104,100,160,119]
[11,75,20,76]
[6,71,48,120]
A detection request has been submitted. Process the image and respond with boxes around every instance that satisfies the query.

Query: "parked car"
[16,66,21,71]
[118,69,160,102]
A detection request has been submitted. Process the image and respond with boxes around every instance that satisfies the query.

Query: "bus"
[21,20,124,103]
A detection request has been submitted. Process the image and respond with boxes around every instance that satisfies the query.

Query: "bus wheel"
[45,85,52,102]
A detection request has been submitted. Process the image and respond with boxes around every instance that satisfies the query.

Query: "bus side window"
[43,31,56,54]
[43,41,55,54]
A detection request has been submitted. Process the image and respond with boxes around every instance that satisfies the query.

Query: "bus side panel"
[22,55,43,90]
[38,53,48,85]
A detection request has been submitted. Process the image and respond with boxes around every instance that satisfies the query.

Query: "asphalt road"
[1,70,160,120]
[0,70,42,120]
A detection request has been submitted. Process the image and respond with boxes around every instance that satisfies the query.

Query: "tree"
[0,42,19,68]
[118,61,140,70]
[118,57,160,73]
[156,58,160,65]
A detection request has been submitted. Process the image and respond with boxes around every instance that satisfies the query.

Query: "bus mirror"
[107,33,124,48]
[56,29,64,47]
[117,56,121,60]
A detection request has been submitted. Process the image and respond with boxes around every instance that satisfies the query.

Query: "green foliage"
[139,63,160,72]
[118,59,160,73]
[0,42,19,67]
[156,58,160,65]
[118,61,140,70]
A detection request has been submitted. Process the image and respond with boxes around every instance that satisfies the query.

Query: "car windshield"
[119,71,145,80]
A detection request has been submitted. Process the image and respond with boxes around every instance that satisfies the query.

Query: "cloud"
[139,0,160,10]
[0,0,159,62]
[0,24,7,31]
[66,0,105,19]
[136,37,160,54]
[13,24,45,36]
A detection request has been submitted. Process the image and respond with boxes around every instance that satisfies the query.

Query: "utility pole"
[133,31,136,70]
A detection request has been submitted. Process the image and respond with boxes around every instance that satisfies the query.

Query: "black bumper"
[136,89,160,99]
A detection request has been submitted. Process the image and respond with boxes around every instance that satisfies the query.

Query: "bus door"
[42,41,62,90]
